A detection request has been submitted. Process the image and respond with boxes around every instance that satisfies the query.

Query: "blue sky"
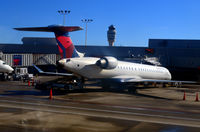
[1,0,200,47]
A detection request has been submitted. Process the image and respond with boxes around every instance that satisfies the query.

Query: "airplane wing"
[33,64,73,76]
[111,75,196,84]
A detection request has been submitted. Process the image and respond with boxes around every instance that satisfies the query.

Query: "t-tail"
[14,25,84,58]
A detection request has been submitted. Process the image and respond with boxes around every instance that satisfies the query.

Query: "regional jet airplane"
[14,25,193,91]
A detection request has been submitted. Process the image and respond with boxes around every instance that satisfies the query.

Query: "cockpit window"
[66,59,71,62]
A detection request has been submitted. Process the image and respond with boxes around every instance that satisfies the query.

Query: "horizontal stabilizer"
[33,64,73,76]
[14,25,83,32]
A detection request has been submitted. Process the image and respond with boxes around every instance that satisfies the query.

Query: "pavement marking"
[0,103,199,128]
[0,99,199,123]
[108,105,184,114]
[0,95,187,115]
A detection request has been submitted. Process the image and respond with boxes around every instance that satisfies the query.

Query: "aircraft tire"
[128,87,137,93]
[101,83,110,91]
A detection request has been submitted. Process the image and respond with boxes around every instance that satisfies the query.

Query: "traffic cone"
[183,91,186,100]
[28,80,30,86]
[32,79,34,86]
[195,92,199,102]
[49,88,53,100]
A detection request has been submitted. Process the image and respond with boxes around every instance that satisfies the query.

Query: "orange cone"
[183,91,186,100]
[28,80,30,86]
[49,88,53,100]
[195,92,199,102]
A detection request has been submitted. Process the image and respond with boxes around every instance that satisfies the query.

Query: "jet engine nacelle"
[96,57,118,69]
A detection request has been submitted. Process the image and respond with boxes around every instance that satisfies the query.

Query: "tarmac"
[0,79,200,132]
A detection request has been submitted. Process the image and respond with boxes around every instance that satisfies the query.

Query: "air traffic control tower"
[107,25,116,46]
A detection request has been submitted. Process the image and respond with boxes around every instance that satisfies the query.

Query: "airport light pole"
[81,19,93,47]
[58,10,71,25]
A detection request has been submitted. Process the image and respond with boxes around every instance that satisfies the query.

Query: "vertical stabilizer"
[14,25,83,58]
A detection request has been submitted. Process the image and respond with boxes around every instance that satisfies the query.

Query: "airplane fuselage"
[59,57,171,80]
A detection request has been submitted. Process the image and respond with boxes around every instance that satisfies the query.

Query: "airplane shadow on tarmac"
[0,90,51,96]
[0,81,172,100]
[0,87,172,100]
[84,81,172,100]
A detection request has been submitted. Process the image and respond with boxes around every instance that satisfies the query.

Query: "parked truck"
[13,67,33,81]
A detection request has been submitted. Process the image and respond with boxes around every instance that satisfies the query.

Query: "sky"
[1,0,200,47]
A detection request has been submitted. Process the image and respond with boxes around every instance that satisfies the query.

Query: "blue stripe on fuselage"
[71,48,79,58]
[56,39,66,58]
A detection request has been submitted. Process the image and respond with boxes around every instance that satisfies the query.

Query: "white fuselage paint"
[59,57,171,80]
[0,60,14,73]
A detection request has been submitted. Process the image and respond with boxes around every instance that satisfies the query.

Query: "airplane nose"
[10,67,14,72]
[5,66,14,73]
[8,67,14,73]
[168,71,172,80]
[58,59,66,65]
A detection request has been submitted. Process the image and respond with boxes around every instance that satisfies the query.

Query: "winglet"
[33,64,44,73]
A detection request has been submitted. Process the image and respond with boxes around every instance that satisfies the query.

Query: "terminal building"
[1,37,200,81]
